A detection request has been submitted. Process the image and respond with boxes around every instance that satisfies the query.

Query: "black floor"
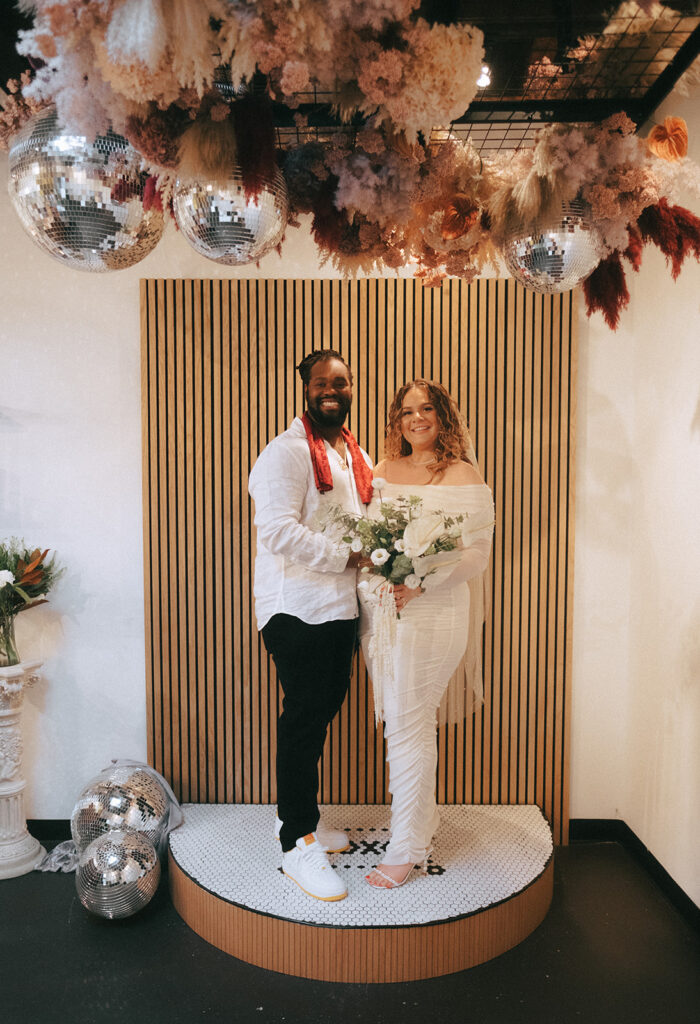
[2,842,699,1024]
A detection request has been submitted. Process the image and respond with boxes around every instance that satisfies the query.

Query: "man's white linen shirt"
[248,417,372,629]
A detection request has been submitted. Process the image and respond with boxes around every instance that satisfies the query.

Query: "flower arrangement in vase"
[0,539,64,667]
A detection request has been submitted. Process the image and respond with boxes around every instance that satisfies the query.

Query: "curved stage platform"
[169,804,553,983]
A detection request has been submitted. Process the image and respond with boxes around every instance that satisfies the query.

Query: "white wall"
[573,87,700,904]
[1,93,698,905]
[0,171,414,819]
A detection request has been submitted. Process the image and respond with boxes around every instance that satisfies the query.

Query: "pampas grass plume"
[177,116,238,186]
[582,252,630,330]
[511,173,563,228]
[638,199,700,279]
[106,0,168,72]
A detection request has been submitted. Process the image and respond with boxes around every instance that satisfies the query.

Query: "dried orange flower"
[440,194,480,240]
[647,117,688,161]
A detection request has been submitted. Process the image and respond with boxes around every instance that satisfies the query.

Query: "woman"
[358,380,494,889]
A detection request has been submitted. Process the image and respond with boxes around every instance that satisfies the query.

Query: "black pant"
[261,613,357,852]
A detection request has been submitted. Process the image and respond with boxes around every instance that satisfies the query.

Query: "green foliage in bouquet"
[0,538,65,666]
[324,493,467,586]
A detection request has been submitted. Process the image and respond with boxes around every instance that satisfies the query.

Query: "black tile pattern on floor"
[168,803,553,926]
[1,844,698,1024]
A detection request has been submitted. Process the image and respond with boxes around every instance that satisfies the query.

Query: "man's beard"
[306,394,351,428]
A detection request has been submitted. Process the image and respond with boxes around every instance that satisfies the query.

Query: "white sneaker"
[275,815,350,853]
[282,833,348,901]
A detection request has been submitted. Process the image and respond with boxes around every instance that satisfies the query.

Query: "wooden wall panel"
[141,278,576,843]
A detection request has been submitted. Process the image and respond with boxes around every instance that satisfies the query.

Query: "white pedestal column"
[0,662,46,879]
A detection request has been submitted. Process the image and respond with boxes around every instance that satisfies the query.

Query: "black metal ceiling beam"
[634,24,700,127]
[268,101,366,130]
[454,98,646,122]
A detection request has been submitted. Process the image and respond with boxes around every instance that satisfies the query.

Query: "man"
[248,350,373,901]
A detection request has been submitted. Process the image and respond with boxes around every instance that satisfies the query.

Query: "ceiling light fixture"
[477,65,491,89]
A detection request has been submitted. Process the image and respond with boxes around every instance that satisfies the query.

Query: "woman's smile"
[400,387,439,449]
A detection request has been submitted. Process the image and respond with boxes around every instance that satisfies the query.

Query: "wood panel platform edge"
[168,849,554,982]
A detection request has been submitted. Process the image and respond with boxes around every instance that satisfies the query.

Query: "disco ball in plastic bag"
[7,108,164,271]
[71,764,169,852]
[76,830,160,919]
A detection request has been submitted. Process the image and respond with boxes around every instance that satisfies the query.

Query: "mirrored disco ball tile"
[71,766,169,851]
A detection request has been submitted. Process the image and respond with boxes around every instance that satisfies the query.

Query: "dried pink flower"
[279,60,311,96]
[584,184,622,221]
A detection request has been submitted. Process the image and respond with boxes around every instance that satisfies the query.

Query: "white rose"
[394,539,405,552]
[0,570,15,589]
[404,574,422,590]
[350,537,363,552]
[372,477,387,491]
[370,548,390,566]
[402,513,445,558]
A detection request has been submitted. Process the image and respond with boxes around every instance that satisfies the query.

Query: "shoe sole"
[323,842,350,853]
[282,869,347,902]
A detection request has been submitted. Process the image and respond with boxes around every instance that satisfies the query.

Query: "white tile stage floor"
[168,803,553,927]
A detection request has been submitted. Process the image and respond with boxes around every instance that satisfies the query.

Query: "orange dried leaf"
[420,272,446,288]
[24,551,45,574]
[440,194,480,240]
[19,570,43,585]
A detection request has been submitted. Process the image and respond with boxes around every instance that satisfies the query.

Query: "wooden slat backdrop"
[141,278,575,843]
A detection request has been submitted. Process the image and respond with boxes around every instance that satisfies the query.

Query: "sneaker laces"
[299,840,332,870]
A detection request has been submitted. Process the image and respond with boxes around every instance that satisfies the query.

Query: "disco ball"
[7,108,164,271]
[76,830,160,919]
[502,199,603,294]
[71,765,169,852]
[173,166,288,265]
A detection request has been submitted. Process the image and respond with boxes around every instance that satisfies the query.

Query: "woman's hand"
[393,583,422,612]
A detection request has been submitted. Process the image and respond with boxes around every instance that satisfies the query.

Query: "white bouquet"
[322,481,470,589]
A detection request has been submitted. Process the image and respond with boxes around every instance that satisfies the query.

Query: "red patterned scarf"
[301,412,373,505]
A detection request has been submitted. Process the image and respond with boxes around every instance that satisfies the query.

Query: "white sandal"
[365,863,421,889]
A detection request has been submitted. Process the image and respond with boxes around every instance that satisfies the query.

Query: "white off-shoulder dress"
[358,481,494,867]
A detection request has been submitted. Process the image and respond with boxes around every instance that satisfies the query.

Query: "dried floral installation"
[2,0,700,329]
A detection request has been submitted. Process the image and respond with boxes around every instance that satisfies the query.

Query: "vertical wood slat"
[141,278,576,842]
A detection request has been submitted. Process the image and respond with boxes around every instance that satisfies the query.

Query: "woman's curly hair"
[384,380,472,472]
